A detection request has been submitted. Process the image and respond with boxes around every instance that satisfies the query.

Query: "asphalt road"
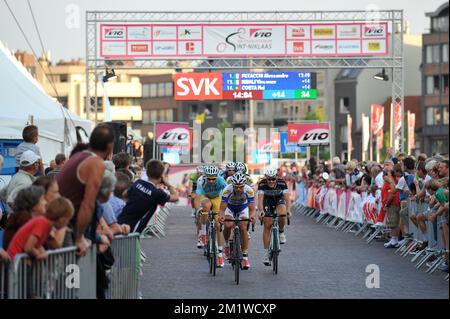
[140,206,449,299]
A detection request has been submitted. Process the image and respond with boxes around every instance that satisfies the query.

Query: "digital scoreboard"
[222,72,317,100]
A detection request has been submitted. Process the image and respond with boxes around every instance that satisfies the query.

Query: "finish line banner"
[287,123,331,146]
[99,22,388,58]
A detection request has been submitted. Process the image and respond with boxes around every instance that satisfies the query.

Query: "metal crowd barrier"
[0,259,9,299]
[8,247,78,299]
[0,232,143,299]
[141,205,171,239]
[292,186,448,281]
[107,233,140,299]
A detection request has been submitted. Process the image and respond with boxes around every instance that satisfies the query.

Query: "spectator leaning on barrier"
[118,160,179,233]
[57,124,114,257]
[47,154,66,177]
[7,197,74,261]
[14,125,43,174]
[396,156,417,238]
[2,186,46,250]
[112,152,134,181]
[3,150,40,208]
[108,171,131,219]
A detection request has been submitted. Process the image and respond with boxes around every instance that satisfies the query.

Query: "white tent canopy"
[0,41,92,165]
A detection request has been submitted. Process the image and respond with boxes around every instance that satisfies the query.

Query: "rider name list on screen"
[222,72,316,100]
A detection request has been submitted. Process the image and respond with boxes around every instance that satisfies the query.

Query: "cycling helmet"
[230,172,247,186]
[235,162,247,174]
[225,161,236,170]
[264,168,278,178]
[196,165,205,173]
[203,165,219,177]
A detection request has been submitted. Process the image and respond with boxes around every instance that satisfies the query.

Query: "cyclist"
[226,162,255,187]
[189,165,204,218]
[194,165,228,267]
[219,172,256,270]
[258,168,292,266]
[221,161,236,180]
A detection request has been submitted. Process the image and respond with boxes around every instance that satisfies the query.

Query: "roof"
[426,2,449,17]
[335,68,363,81]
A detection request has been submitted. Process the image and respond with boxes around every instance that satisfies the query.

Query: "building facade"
[421,3,449,155]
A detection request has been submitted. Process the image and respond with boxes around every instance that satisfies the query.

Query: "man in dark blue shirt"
[118,160,179,233]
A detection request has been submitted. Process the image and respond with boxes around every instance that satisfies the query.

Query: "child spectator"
[7,197,74,261]
[2,186,47,250]
[109,171,131,219]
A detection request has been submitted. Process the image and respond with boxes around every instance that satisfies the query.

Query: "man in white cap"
[4,150,41,206]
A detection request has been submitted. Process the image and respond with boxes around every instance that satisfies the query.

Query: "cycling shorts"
[225,207,249,220]
[199,195,221,221]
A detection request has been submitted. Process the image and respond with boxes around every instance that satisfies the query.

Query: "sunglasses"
[206,177,217,181]
[233,185,245,189]
[267,178,277,182]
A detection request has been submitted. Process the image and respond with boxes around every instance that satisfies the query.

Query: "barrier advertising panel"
[287,123,331,146]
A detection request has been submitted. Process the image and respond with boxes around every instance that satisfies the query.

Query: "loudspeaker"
[143,138,154,165]
[105,121,127,154]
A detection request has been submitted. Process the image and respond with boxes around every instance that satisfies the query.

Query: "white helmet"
[235,162,247,174]
[264,168,278,178]
[197,165,205,173]
[230,172,247,186]
[225,161,236,169]
[203,165,219,177]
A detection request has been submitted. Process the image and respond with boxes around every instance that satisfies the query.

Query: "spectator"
[418,153,428,162]
[3,150,40,207]
[14,125,43,174]
[331,156,346,180]
[109,171,131,219]
[112,152,134,181]
[438,160,449,180]
[2,186,46,249]
[57,124,114,256]
[396,156,417,237]
[7,197,74,261]
[69,143,89,158]
[118,160,179,233]
[47,154,66,177]
[33,176,60,203]
[371,164,384,189]
[384,164,403,248]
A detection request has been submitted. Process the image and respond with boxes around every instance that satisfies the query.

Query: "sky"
[0,0,445,62]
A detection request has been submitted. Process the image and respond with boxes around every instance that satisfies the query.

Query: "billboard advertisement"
[173,72,317,101]
[99,22,389,58]
[155,122,192,148]
[279,132,307,153]
[287,123,331,146]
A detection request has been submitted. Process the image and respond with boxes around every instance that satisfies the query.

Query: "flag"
[347,114,352,161]
[362,114,370,153]
[371,104,384,135]
[394,103,402,133]
[408,112,416,152]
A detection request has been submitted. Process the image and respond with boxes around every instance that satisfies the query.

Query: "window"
[165,82,173,96]
[430,139,449,155]
[218,103,227,118]
[443,44,449,63]
[442,74,449,95]
[340,125,348,143]
[59,74,68,82]
[444,106,449,125]
[426,106,442,125]
[157,83,165,97]
[339,97,350,114]
[426,45,441,63]
[257,102,264,117]
[426,75,440,95]
[190,104,198,119]
[150,84,157,97]
[143,84,150,97]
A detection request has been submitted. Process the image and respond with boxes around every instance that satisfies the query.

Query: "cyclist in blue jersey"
[219,172,256,270]
[194,165,227,266]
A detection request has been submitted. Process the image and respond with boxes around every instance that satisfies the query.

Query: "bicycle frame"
[224,217,251,285]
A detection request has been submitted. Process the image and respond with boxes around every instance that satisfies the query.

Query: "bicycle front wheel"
[211,226,217,276]
[272,230,279,275]
[234,228,241,285]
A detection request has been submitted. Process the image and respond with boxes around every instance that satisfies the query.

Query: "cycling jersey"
[257,178,289,198]
[189,172,201,192]
[221,184,255,214]
[196,175,227,199]
[226,174,255,187]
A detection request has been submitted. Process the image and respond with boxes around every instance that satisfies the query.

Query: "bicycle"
[205,211,219,276]
[224,217,254,285]
[261,206,290,275]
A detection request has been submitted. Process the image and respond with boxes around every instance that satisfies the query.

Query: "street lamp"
[102,68,117,82]
[373,68,389,81]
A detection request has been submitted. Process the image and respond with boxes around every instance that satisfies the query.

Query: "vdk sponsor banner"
[155,122,191,148]
[287,123,331,146]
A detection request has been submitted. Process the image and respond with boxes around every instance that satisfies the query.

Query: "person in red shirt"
[382,165,402,248]
[7,197,74,261]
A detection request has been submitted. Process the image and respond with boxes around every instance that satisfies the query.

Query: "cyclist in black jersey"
[257,168,292,265]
